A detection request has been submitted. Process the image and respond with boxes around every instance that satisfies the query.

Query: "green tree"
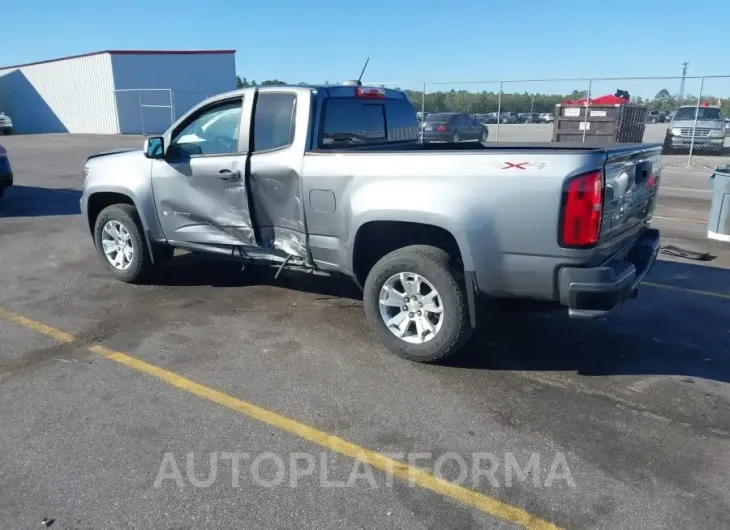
[652,89,674,111]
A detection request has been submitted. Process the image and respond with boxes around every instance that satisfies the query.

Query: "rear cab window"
[253,92,297,152]
[319,97,419,147]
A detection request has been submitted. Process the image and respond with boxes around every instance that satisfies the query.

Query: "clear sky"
[3,0,729,98]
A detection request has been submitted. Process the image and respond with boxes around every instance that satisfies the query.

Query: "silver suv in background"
[0,112,12,135]
[663,105,726,154]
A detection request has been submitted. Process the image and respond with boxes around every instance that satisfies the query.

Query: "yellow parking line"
[0,308,76,343]
[1,308,560,530]
[644,282,730,301]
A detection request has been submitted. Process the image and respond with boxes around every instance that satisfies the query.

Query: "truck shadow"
[452,259,730,383]
[156,252,363,299]
[0,186,81,218]
[156,252,730,383]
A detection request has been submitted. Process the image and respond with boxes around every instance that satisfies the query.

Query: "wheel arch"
[351,219,468,288]
[86,191,137,236]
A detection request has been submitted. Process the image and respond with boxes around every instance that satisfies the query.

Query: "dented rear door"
[247,90,308,259]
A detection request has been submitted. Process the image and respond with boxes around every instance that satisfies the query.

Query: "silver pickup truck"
[663,105,727,154]
[81,83,661,363]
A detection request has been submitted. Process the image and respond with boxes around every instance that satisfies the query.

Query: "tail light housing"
[436,124,447,133]
[560,170,603,248]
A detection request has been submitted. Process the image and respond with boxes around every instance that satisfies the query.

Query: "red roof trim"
[1,49,236,70]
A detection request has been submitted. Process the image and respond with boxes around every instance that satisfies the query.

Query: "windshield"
[673,107,723,121]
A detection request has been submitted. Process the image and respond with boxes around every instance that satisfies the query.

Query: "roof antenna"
[356,57,370,86]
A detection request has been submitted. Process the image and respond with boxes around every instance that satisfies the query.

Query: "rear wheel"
[363,245,472,363]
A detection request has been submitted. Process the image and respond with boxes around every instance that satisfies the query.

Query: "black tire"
[363,245,472,363]
[93,203,155,284]
[662,133,673,154]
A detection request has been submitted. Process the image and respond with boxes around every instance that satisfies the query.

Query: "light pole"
[679,62,689,103]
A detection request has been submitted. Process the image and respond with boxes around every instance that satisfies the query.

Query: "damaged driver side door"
[151,96,256,247]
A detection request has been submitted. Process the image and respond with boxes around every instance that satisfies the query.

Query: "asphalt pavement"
[1,134,729,529]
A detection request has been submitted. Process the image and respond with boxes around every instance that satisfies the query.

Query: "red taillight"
[436,124,447,133]
[646,174,657,187]
[355,86,386,99]
[561,171,603,247]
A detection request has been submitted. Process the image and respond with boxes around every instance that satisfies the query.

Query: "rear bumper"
[422,133,454,143]
[558,228,660,319]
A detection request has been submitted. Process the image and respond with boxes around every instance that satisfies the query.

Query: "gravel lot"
[1,134,729,529]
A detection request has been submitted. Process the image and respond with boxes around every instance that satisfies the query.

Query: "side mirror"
[143,136,165,159]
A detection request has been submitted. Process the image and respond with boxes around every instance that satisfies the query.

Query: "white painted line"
[661,168,715,175]
[708,231,730,242]
[653,215,706,224]
[660,186,711,193]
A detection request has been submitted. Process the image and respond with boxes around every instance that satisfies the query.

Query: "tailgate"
[600,144,661,245]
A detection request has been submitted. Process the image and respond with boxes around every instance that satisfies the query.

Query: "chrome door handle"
[217,169,241,181]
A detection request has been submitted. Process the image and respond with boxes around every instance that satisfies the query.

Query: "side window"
[171,99,242,156]
[253,92,296,152]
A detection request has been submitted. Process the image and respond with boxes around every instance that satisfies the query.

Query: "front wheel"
[363,245,472,363]
[93,204,155,284]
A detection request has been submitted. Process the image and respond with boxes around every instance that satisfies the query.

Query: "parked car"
[646,110,666,124]
[663,105,726,154]
[421,112,488,143]
[81,83,661,363]
[539,113,555,123]
[0,144,13,202]
[725,118,730,136]
[474,114,494,125]
[479,113,499,124]
[500,112,519,124]
[519,113,541,124]
[0,112,12,135]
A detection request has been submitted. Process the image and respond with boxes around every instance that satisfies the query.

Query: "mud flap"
[464,270,478,329]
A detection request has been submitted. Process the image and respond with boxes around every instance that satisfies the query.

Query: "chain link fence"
[113,88,209,135]
[377,75,730,169]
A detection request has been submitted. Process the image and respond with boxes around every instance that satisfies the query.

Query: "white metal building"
[0,50,237,134]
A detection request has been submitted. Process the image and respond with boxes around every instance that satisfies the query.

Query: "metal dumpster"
[552,102,647,144]
[707,166,730,242]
